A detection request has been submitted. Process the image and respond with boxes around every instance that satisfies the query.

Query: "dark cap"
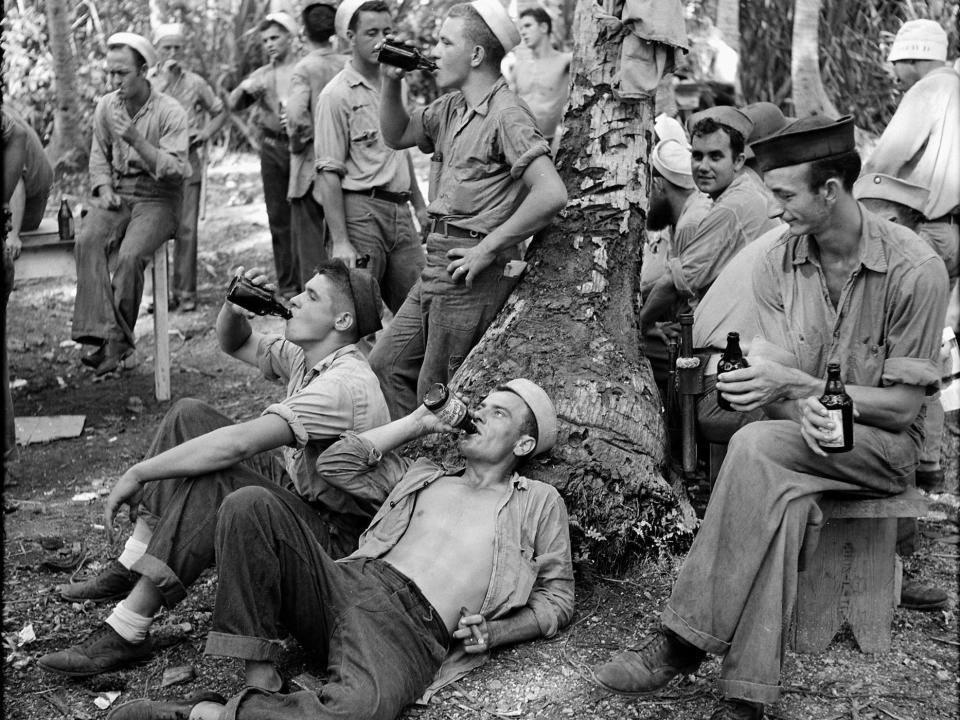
[740,102,791,159]
[751,114,856,173]
[345,269,383,338]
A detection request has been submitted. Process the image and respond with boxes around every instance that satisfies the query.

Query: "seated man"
[593,116,948,719]
[3,105,54,463]
[39,261,390,676]
[72,33,190,375]
[107,379,574,720]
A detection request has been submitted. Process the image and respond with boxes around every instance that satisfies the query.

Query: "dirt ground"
[3,154,958,720]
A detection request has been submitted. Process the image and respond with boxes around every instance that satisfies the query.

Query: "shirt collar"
[343,61,375,90]
[712,171,748,204]
[306,343,361,378]
[791,203,889,273]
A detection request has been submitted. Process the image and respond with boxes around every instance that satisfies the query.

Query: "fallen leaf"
[93,691,121,710]
[17,623,36,647]
[160,665,196,688]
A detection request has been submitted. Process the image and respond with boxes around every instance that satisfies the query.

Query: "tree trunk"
[714,0,740,55]
[448,0,695,570]
[45,0,88,174]
[790,0,838,117]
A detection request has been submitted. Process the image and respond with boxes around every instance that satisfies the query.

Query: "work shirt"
[1,107,53,201]
[753,206,949,439]
[256,338,391,516]
[314,63,410,193]
[410,77,550,234]
[233,63,287,135]
[88,88,190,193]
[864,66,960,220]
[668,172,779,300]
[287,47,348,199]
[316,431,574,698]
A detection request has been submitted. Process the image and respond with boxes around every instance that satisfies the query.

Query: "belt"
[926,214,957,225]
[427,217,487,240]
[344,187,411,204]
[261,127,289,142]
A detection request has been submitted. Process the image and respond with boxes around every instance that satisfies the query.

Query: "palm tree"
[45,0,88,174]
[791,0,838,117]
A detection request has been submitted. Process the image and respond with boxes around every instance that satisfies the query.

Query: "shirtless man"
[504,7,571,151]
[107,380,574,720]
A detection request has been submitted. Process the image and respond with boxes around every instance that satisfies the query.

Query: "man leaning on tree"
[593,115,949,720]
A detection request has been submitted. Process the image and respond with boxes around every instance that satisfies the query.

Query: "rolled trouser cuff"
[130,553,188,608]
[204,631,283,662]
[717,677,782,705]
[661,604,730,655]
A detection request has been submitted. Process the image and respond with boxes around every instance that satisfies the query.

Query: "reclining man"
[39,261,390,676]
[593,115,949,720]
[107,379,574,720]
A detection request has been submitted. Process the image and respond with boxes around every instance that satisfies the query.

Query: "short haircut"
[303,4,336,43]
[497,385,539,447]
[805,150,861,193]
[447,3,506,70]
[108,43,147,70]
[861,198,926,230]
[313,260,358,336]
[691,117,745,157]
[349,0,391,33]
[519,7,552,34]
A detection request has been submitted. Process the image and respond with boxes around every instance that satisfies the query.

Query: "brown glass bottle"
[58,199,74,241]
[818,362,854,453]
[423,383,477,433]
[716,332,748,411]
[377,40,437,73]
[225,274,292,319]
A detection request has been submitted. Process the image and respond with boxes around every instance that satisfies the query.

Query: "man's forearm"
[356,412,430,454]
[380,76,412,149]
[216,302,253,353]
[639,274,681,328]
[317,172,350,245]
[485,607,541,650]
[201,111,229,142]
[471,178,565,256]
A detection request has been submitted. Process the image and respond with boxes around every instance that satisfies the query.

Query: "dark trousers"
[72,187,180,348]
[259,138,297,296]
[290,190,327,288]
[207,486,449,720]
[131,398,356,608]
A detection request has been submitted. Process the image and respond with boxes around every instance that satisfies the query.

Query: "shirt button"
[389,501,396,508]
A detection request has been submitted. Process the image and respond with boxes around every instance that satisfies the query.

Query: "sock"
[117,538,148,570]
[105,600,153,644]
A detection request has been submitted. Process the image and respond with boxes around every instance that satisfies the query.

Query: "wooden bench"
[792,487,930,654]
[15,218,171,401]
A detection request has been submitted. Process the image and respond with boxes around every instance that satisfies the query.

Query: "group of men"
[9,5,955,720]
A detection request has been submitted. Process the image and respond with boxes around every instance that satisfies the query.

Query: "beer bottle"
[225,274,292,319]
[377,40,438,73]
[818,362,854,453]
[716,331,748,411]
[423,383,477,434]
[58,199,74,241]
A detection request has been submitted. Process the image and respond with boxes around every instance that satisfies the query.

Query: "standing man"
[3,105,54,463]
[593,115,949,720]
[72,33,189,376]
[314,0,427,313]
[638,106,779,332]
[104,380,573,720]
[863,19,959,283]
[229,12,300,297]
[504,7,572,153]
[373,0,568,419]
[151,23,228,312]
[286,1,348,288]
[39,261,391,677]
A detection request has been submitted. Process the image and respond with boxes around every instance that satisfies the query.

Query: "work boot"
[709,698,765,719]
[37,622,153,677]
[900,580,949,611]
[93,340,134,377]
[107,690,226,720]
[59,559,138,603]
[593,628,705,695]
[80,342,107,369]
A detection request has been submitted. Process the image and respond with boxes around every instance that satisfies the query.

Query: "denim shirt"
[317,432,575,698]
[257,339,391,516]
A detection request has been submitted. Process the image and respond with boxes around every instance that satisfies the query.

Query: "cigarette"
[459,606,485,645]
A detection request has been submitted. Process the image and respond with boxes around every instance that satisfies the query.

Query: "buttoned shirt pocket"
[849,339,886,388]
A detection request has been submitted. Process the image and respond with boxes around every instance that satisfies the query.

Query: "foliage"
[737,0,959,134]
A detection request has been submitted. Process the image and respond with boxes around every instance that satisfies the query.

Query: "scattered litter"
[290,673,323,694]
[92,524,105,530]
[108,436,118,443]
[10,379,27,390]
[17,623,36,647]
[60,340,81,349]
[15,415,85,445]
[72,491,99,502]
[160,664,196,687]
[42,351,55,361]
[93,691,122,710]
[41,541,87,571]
[56,376,67,388]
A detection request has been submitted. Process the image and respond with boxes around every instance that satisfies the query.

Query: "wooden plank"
[13,246,76,281]
[824,487,929,519]
[153,244,171,402]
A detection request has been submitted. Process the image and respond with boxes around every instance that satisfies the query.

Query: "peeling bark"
[45,0,89,174]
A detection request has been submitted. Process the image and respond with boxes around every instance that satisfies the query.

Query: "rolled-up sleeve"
[262,377,356,448]
[89,99,114,192]
[669,205,742,298]
[153,100,190,181]
[881,257,949,389]
[496,106,549,179]
[525,490,575,636]
[313,84,349,176]
[411,99,441,156]
[286,66,313,153]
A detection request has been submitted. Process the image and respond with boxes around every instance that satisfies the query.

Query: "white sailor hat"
[502,378,558,456]
[888,19,948,63]
[469,0,521,53]
[259,11,299,37]
[335,0,367,40]
[107,33,158,67]
[153,23,186,45]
